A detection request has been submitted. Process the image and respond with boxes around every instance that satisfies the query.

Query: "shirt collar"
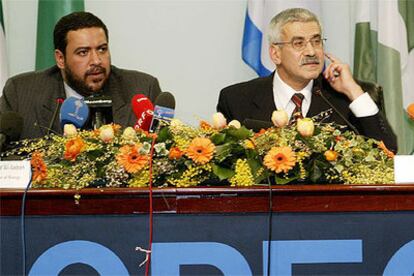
[273,70,314,109]
[64,82,84,99]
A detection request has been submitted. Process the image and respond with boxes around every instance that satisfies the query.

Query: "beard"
[64,64,108,97]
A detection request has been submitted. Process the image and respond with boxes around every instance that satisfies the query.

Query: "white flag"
[354,0,414,154]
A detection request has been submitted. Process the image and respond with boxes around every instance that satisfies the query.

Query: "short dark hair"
[53,11,109,55]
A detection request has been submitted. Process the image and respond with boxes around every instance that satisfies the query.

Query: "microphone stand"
[313,78,360,135]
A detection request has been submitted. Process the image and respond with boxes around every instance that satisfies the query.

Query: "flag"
[354,0,414,154]
[242,0,321,77]
[35,0,84,70]
[0,0,8,93]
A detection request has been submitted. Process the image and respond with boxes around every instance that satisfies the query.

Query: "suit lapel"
[251,73,276,121]
[104,71,135,126]
[37,67,65,135]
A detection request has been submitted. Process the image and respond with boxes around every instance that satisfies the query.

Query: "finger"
[324,53,342,64]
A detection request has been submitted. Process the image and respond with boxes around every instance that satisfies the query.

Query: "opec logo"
[29,240,414,275]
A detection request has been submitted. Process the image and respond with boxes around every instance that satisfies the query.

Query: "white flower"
[63,124,77,137]
[99,125,114,142]
[140,142,152,155]
[271,110,289,127]
[122,127,137,141]
[297,118,315,137]
[228,120,241,129]
[212,112,227,129]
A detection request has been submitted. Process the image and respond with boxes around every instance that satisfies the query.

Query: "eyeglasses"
[273,36,327,51]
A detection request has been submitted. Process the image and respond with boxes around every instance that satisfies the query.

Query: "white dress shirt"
[64,82,83,99]
[272,71,379,120]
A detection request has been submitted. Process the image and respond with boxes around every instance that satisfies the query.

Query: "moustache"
[300,57,320,65]
[86,66,106,75]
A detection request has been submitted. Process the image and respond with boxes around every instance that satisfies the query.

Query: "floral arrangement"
[3,111,394,189]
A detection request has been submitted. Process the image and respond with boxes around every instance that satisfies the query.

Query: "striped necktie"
[290,93,304,122]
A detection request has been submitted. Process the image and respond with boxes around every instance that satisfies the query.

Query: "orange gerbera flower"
[64,137,85,161]
[31,151,47,182]
[186,137,215,165]
[116,144,148,173]
[263,146,296,173]
[169,147,184,160]
[378,141,395,158]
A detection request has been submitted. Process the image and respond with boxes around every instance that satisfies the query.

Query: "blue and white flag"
[242,0,321,77]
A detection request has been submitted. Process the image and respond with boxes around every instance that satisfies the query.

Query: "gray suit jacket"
[0,65,161,139]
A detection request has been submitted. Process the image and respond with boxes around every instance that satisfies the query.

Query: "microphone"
[131,94,154,131]
[47,97,65,135]
[59,97,90,129]
[84,95,112,129]
[0,112,23,153]
[149,92,176,132]
[242,118,273,132]
[313,78,360,135]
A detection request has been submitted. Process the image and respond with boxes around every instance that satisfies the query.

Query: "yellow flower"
[297,118,315,137]
[63,124,77,137]
[116,144,148,173]
[228,120,241,129]
[122,127,137,141]
[229,159,254,187]
[244,140,255,150]
[264,146,296,173]
[186,137,215,165]
[99,125,115,143]
[324,150,339,161]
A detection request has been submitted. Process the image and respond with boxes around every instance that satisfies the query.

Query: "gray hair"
[267,8,322,44]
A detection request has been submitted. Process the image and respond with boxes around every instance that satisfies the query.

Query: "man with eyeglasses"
[217,8,397,152]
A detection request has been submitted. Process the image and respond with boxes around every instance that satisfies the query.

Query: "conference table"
[1,184,414,275]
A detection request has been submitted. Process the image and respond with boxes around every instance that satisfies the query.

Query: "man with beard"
[217,8,397,152]
[0,12,161,139]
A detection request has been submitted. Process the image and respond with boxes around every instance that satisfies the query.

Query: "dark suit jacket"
[217,73,397,152]
[0,65,161,139]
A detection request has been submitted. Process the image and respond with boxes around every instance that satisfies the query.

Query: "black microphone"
[47,97,64,135]
[242,118,273,132]
[149,92,176,132]
[0,112,23,154]
[313,78,360,135]
[84,95,112,129]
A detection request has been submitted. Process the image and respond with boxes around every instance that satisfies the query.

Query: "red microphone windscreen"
[131,94,154,131]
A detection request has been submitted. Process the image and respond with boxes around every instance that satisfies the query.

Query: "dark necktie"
[290,93,304,122]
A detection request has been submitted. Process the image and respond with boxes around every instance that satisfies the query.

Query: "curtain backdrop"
[35,0,84,70]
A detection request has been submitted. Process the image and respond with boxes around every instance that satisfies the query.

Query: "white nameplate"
[394,155,414,184]
[0,161,31,188]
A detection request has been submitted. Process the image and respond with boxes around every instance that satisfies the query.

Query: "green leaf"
[211,164,235,180]
[211,133,226,145]
[156,127,171,142]
[225,127,252,140]
[275,175,298,185]
[215,143,233,162]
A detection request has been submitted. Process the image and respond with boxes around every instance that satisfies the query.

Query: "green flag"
[354,0,414,154]
[0,0,8,92]
[35,0,84,70]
